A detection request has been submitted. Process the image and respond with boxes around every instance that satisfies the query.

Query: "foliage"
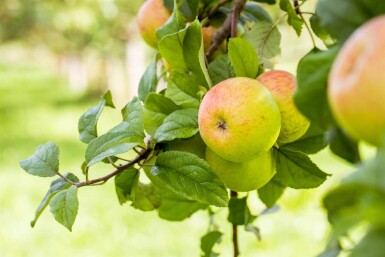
[19,0,385,256]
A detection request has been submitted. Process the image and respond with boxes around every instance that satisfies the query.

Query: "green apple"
[257,70,310,144]
[198,77,281,162]
[136,0,171,48]
[205,148,275,192]
[328,15,385,147]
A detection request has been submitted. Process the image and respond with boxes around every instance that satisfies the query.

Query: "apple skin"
[198,77,281,162]
[205,148,275,192]
[328,15,385,147]
[257,70,310,144]
[136,0,171,48]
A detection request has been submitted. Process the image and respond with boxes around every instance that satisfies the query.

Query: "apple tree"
[20,0,385,256]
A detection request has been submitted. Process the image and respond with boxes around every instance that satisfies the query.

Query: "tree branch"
[205,0,247,62]
[75,147,152,188]
[231,190,240,257]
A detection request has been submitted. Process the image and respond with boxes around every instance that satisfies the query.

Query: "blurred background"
[0,1,372,256]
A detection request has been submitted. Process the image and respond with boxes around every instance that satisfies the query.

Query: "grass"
[0,59,356,257]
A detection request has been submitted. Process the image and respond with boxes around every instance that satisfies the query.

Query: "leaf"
[275,148,329,189]
[326,127,360,163]
[294,47,338,128]
[183,20,212,89]
[163,0,199,21]
[200,231,222,257]
[154,109,199,142]
[349,229,385,257]
[151,151,229,207]
[49,185,79,231]
[138,55,159,102]
[242,2,274,22]
[279,0,304,36]
[227,197,253,226]
[165,79,200,109]
[243,21,281,69]
[121,97,145,134]
[115,168,139,205]
[31,173,79,227]
[250,0,276,4]
[208,54,234,85]
[20,142,59,177]
[158,27,188,72]
[158,191,207,221]
[156,2,186,41]
[78,91,114,143]
[132,182,161,211]
[309,14,335,47]
[258,174,286,208]
[281,123,327,154]
[228,38,259,78]
[85,122,143,167]
[315,0,385,43]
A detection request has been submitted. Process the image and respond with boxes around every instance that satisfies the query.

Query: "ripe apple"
[328,15,385,147]
[257,70,310,144]
[205,148,275,192]
[136,0,171,48]
[198,77,281,162]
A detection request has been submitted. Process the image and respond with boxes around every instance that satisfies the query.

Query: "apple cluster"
[199,72,310,192]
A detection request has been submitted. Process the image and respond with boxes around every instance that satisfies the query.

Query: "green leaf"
[294,47,338,128]
[250,0,276,5]
[243,21,281,69]
[31,173,79,227]
[49,185,79,231]
[317,237,342,257]
[279,0,304,36]
[228,38,259,78]
[281,124,327,154]
[121,97,145,134]
[228,197,253,226]
[144,93,180,136]
[183,20,212,89]
[349,229,385,257]
[138,55,159,102]
[132,182,161,211]
[164,0,199,21]
[258,175,286,208]
[200,231,222,257]
[85,122,143,166]
[115,168,139,205]
[165,78,200,109]
[151,151,229,207]
[316,0,385,43]
[20,142,59,177]
[309,14,335,47]
[158,27,188,71]
[78,91,114,143]
[242,2,274,22]
[154,109,199,142]
[158,191,207,221]
[326,127,360,163]
[156,2,186,41]
[275,148,329,189]
[208,54,234,85]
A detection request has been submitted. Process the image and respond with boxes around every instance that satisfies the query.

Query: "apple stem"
[231,190,240,257]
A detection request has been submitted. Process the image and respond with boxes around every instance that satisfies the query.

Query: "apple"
[205,148,275,192]
[328,15,385,147]
[198,77,281,162]
[257,70,310,144]
[136,0,171,48]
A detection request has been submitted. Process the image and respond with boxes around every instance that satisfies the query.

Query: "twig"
[205,0,247,62]
[75,147,152,188]
[56,172,77,186]
[294,0,317,48]
[230,190,240,257]
[208,0,233,18]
